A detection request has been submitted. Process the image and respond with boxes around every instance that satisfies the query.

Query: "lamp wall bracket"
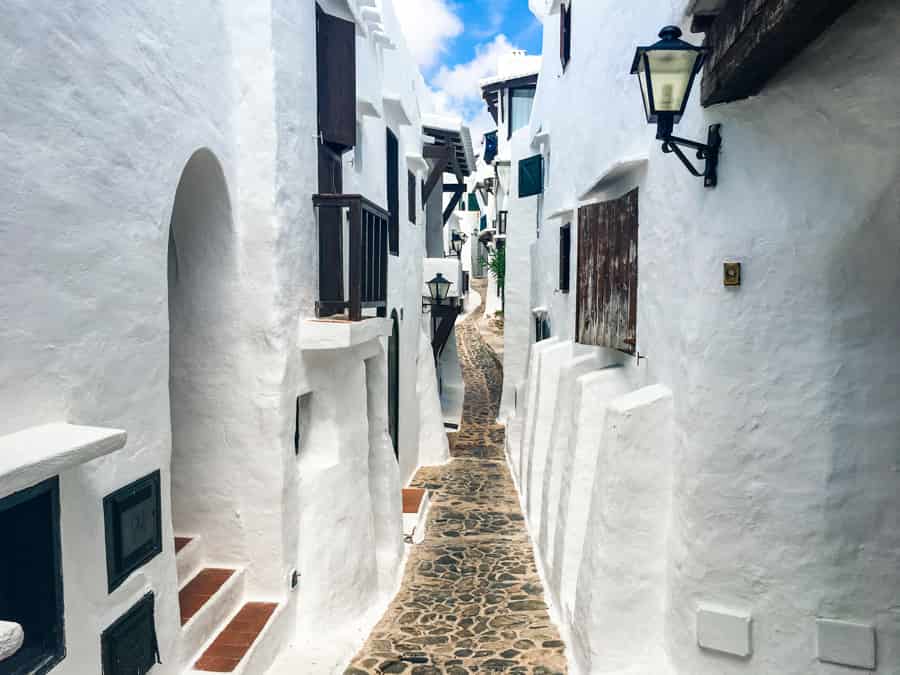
[660,124,721,188]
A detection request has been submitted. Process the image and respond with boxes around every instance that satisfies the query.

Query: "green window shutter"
[519,154,544,198]
[468,193,479,211]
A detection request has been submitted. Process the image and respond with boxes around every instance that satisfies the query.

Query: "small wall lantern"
[424,273,453,312]
[631,26,722,187]
[449,232,464,258]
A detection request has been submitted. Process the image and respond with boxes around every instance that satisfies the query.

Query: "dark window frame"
[315,4,357,152]
[386,128,400,255]
[0,477,65,675]
[407,170,416,225]
[559,223,571,293]
[101,592,160,675]
[104,471,163,593]
[560,1,572,71]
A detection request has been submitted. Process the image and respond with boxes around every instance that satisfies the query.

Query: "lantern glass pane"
[636,57,653,120]
[646,49,700,112]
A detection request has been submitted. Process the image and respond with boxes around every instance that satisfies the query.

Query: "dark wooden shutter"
[576,189,638,353]
[468,193,479,211]
[559,224,571,293]
[386,129,399,255]
[560,2,571,70]
[407,171,416,224]
[316,5,356,151]
[519,155,544,198]
[317,144,344,316]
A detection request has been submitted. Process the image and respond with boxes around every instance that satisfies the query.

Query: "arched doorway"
[167,149,237,550]
[388,310,400,460]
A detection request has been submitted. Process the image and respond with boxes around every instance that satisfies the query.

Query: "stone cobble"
[345,281,567,674]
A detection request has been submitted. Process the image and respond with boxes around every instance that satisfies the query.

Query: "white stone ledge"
[298,317,392,351]
[0,423,127,499]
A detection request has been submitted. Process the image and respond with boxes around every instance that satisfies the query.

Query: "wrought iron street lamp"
[427,273,452,303]
[450,232,464,258]
[631,26,722,187]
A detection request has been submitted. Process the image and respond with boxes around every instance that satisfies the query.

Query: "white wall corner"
[816,618,876,670]
[696,605,753,658]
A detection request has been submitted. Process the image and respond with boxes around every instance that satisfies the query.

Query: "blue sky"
[393,0,543,137]
[437,1,542,76]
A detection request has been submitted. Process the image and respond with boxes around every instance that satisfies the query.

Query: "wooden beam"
[423,146,451,203]
[423,143,451,159]
[443,186,465,225]
[701,0,859,106]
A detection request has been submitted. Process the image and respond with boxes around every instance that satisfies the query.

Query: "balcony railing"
[313,194,389,321]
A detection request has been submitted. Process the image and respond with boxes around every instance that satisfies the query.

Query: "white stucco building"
[0,1,466,673]
[492,0,900,674]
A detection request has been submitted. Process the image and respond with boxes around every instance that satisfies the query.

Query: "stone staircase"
[175,536,283,674]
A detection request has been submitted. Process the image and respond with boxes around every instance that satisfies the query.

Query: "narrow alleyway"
[346,281,567,674]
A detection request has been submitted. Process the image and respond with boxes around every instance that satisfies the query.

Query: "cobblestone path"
[346,282,567,674]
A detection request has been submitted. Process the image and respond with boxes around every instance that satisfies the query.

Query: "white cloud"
[391,0,463,70]
[431,35,516,140]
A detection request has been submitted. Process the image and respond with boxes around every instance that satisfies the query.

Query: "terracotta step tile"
[195,602,278,672]
[402,488,426,514]
[179,568,235,626]
[175,536,192,553]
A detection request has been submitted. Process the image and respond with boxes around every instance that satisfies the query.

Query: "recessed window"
[407,171,416,224]
[559,224,571,293]
[386,129,399,255]
[0,477,65,675]
[101,592,160,675]
[104,471,163,592]
[295,393,312,456]
[560,2,572,71]
[508,87,536,139]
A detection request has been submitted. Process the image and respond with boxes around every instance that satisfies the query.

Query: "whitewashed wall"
[0,0,443,672]
[505,0,900,673]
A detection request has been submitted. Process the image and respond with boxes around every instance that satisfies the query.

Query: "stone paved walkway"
[346,281,567,674]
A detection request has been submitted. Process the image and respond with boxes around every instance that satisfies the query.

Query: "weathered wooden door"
[576,188,638,353]
[388,310,400,459]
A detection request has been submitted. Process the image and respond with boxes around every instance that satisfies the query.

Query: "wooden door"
[317,144,344,316]
[316,5,356,151]
[576,188,638,353]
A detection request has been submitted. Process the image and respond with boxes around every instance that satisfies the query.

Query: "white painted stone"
[298,317,393,351]
[572,385,674,675]
[416,329,451,471]
[0,424,126,499]
[0,622,24,663]
[816,618,876,670]
[697,605,753,659]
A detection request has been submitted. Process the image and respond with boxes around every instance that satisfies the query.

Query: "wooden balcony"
[313,194,389,322]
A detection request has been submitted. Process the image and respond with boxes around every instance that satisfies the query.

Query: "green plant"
[487,246,505,291]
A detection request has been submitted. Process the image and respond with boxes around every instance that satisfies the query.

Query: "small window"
[407,170,416,224]
[559,224,571,293]
[0,477,65,674]
[386,129,399,255]
[519,154,544,198]
[104,471,162,592]
[468,193,480,212]
[498,211,508,235]
[508,87,536,139]
[560,2,572,71]
[101,593,160,675]
[535,315,552,342]
[295,393,312,456]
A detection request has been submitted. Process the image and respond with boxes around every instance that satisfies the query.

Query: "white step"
[180,568,246,667]
[176,536,204,585]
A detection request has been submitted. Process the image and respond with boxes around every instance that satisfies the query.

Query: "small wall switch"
[724,261,742,287]
[816,618,876,670]
[697,605,752,658]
